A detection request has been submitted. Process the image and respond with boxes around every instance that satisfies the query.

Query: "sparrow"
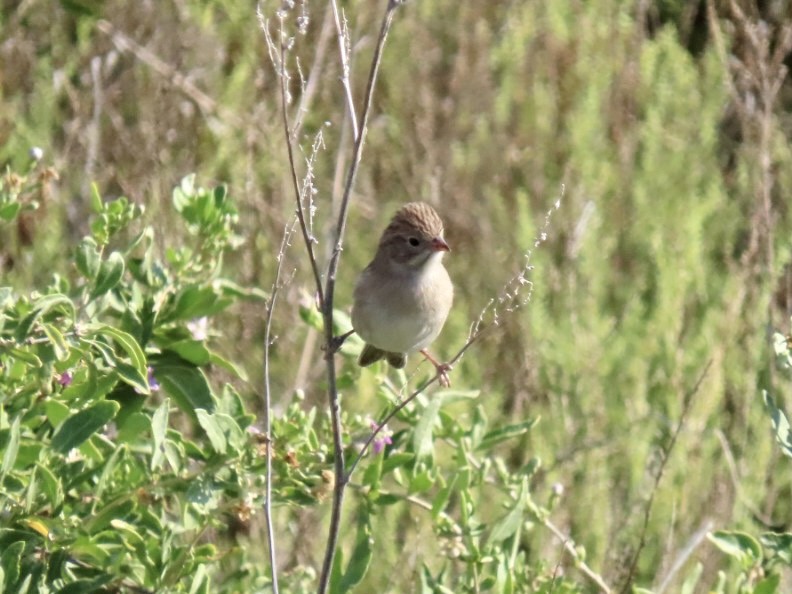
[351,202,454,386]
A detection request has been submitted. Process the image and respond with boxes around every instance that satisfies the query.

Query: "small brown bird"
[351,202,454,386]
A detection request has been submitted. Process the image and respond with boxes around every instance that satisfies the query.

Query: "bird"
[351,202,454,387]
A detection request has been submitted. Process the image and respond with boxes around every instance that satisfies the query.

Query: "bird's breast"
[352,262,453,354]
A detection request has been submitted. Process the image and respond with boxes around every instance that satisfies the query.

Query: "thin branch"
[96,20,243,128]
[346,325,488,479]
[619,360,712,593]
[654,520,714,594]
[260,9,326,307]
[317,3,402,593]
[261,220,297,594]
[330,0,360,141]
[324,0,399,308]
[292,3,336,138]
[543,517,612,593]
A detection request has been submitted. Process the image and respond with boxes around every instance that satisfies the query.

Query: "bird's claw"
[436,363,452,388]
[324,329,355,358]
[420,349,452,387]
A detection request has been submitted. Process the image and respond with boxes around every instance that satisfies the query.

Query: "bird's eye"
[408,237,420,247]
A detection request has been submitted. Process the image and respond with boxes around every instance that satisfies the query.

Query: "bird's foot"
[325,329,355,358]
[420,349,452,388]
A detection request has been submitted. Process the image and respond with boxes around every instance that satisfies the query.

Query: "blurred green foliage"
[2,0,792,592]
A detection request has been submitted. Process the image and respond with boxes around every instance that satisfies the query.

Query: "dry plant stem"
[619,360,712,594]
[655,520,713,594]
[317,3,402,593]
[95,20,243,128]
[276,20,325,308]
[292,4,335,138]
[330,0,360,141]
[542,518,611,594]
[346,329,485,479]
[260,225,295,594]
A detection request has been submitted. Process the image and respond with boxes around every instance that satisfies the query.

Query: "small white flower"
[187,317,209,341]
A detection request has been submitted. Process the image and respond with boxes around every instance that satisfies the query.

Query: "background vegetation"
[2,0,792,592]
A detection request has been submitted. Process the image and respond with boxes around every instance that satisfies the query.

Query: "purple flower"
[58,371,73,387]
[369,420,393,455]
[148,367,160,392]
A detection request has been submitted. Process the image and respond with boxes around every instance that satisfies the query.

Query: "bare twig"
[543,517,612,593]
[292,3,335,138]
[259,7,327,307]
[317,3,403,592]
[346,326,486,478]
[618,360,712,593]
[467,191,563,350]
[654,519,714,594]
[96,20,244,128]
[85,57,103,192]
[330,0,360,141]
[261,219,297,594]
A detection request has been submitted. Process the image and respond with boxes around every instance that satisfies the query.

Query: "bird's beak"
[431,237,450,252]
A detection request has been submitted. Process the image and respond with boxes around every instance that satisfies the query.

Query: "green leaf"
[89,182,103,213]
[1,416,20,476]
[35,464,63,508]
[45,400,70,427]
[14,294,74,342]
[75,237,101,279]
[764,391,792,458]
[381,452,414,475]
[299,300,324,331]
[6,347,42,367]
[85,499,135,534]
[87,325,147,372]
[338,522,373,592]
[374,493,402,506]
[90,251,125,299]
[413,398,443,462]
[208,352,248,381]
[41,323,70,361]
[51,400,120,454]
[329,548,344,594]
[488,479,527,544]
[96,444,124,499]
[362,451,383,489]
[476,418,539,452]
[708,530,762,568]
[57,575,114,594]
[754,573,780,594]
[86,325,148,392]
[188,564,210,594]
[772,332,792,373]
[165,340,211,366]
[151,400,170,471]
[151,355,215,415]
[760,532,792,565]
[0,201,21,221]
[114,361,149,394]
[0,541,24,588]
[432,476,456,520]
[163,285,232,322]
[116,412,150,444]
[409,469,435,494]
[196,409,227,455]
[680,562,702,594]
